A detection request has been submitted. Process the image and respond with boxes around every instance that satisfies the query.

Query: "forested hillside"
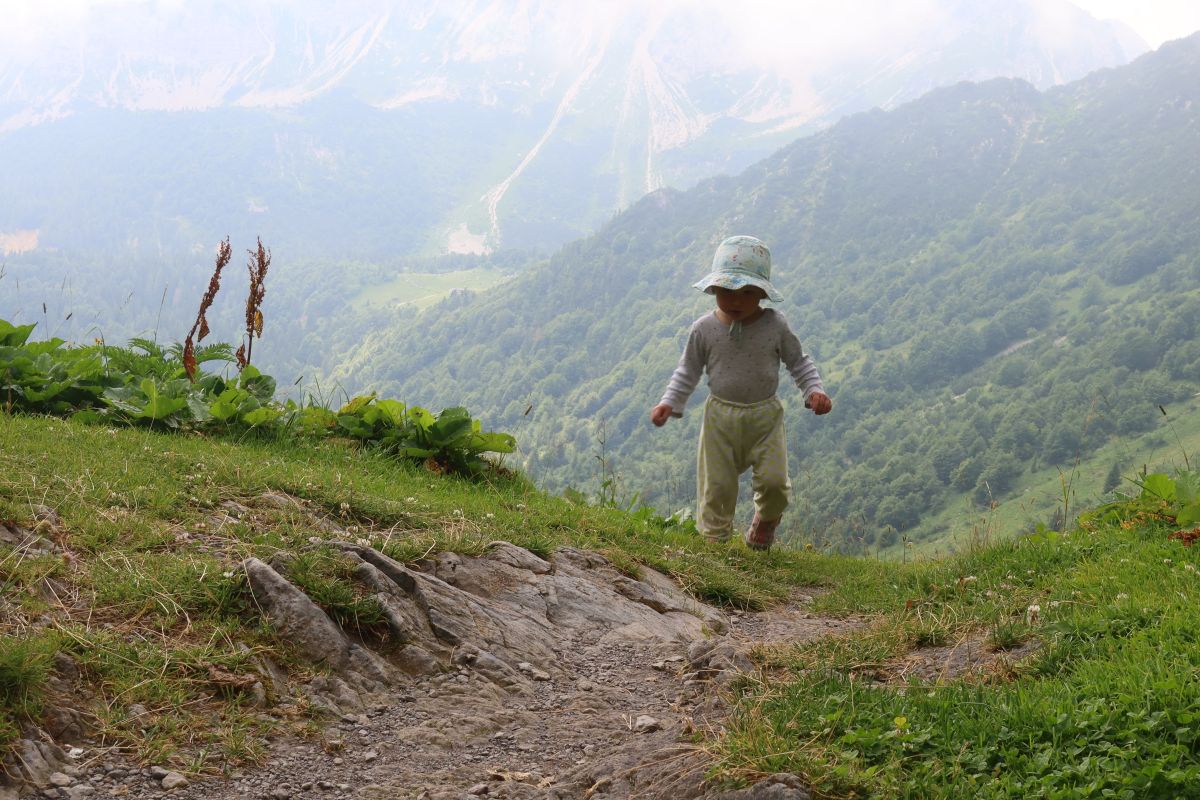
[334,34,1200,553]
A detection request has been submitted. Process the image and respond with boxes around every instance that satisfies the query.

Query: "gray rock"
[517,662,551,681]
[48,773,73,787]
[160,771,189,789]
[483,541,552,574]
[632,715,661,733]
[32,504,62,526]
[63,786,96,800]
[242,558,397,692]
[257,492,303,510]
[612,575,685,614]
[713,773,811,800]
[9,737,70,788]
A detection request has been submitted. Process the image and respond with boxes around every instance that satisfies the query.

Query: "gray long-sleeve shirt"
[660,309,824,413]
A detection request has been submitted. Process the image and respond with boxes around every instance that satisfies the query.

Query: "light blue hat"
[692,235,783,302]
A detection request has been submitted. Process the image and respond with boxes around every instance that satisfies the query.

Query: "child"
[651,235,831,550]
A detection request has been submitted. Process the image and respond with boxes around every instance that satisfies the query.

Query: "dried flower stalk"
[183,238,232,381]
[240,237,271,371]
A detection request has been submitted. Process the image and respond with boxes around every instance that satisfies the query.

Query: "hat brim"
[693,271,783,303]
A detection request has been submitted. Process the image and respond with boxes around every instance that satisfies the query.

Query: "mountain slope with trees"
[334,33,1200,553]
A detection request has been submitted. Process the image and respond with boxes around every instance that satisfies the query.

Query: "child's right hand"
[650,404,674,427]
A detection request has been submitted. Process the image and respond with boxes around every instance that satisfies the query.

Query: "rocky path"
[7,518,860,800]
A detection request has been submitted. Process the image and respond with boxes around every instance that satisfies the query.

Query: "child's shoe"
[745,514,780,551]
[702,527,732,544]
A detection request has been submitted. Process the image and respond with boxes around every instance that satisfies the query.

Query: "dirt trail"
[5,496,863,800]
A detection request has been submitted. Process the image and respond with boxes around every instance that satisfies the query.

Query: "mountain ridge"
[0,0,1147,256]
[330,32,1200,551]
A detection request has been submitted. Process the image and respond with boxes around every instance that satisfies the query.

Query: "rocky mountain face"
[0,0,1144,257]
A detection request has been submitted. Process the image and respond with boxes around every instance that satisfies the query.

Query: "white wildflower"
[1025,604,1041,625]
[1115,593,1129,602]
[405,497,417,503]
[356,538,371,548]
[486,513,495,519]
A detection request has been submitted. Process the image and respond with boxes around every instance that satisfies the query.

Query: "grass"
[9,409,1200,795]
[0,411,873,770]
[350,267,512,311]
[708,493,1200,798]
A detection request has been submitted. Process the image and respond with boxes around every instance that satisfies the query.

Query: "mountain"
[0,0,1145,259]
[328,33,1200,552]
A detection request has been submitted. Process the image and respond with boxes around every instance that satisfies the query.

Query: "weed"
[986,616,1029,651]
[283,549,388,636]
[0,636,51,746]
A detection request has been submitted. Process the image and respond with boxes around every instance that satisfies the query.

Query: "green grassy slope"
[5,413,1200,798]
[0,412,877,770]
[713,475,1200,798]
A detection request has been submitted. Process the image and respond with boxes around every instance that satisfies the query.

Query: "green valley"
[351,267,514,312]
[326,34,1200,555]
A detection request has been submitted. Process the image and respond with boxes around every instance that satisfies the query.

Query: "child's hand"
[806,392,832,415]
[650,404,675,427]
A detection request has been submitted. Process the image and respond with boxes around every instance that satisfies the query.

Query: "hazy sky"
[1069,0,1200,46]
[5,0,1200,49]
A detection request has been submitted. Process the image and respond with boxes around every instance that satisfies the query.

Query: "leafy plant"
[335,397,515,475]
[0,316,515,477]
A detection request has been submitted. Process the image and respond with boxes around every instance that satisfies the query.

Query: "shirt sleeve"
[778,319,825,400]
[660,324,706,414]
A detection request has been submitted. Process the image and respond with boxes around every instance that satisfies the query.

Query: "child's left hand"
[806,392,832,415]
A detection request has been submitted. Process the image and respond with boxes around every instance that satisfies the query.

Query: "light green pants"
[696,394,791,541]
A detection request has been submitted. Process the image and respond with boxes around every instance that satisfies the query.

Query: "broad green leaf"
[336,414,375,438]
[408,406,435,429]
[0,320,36,347]
[1174,470,1200,506]
[339,394,377,416]
[472,432,516,454]
[1176,503,1200,527]
[242,407,281,427]
[1141,473,1176,502]
[376,399,407,427]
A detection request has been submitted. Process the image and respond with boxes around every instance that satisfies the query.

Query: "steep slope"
[0,0,1145,258]
[333,33,1200,551]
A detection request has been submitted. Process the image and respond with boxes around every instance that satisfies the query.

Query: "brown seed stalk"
[183,238,232,381]
[241,237,271,372]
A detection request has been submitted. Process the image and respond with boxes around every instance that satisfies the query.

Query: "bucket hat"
[692,235,782,303]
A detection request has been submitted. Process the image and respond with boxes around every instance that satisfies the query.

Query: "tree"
[1103,461,1123,494]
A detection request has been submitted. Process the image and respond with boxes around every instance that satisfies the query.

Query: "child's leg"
[696,397,742,541]
[747,398,790,547]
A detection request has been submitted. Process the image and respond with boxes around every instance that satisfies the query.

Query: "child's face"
[712,286,765,321]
